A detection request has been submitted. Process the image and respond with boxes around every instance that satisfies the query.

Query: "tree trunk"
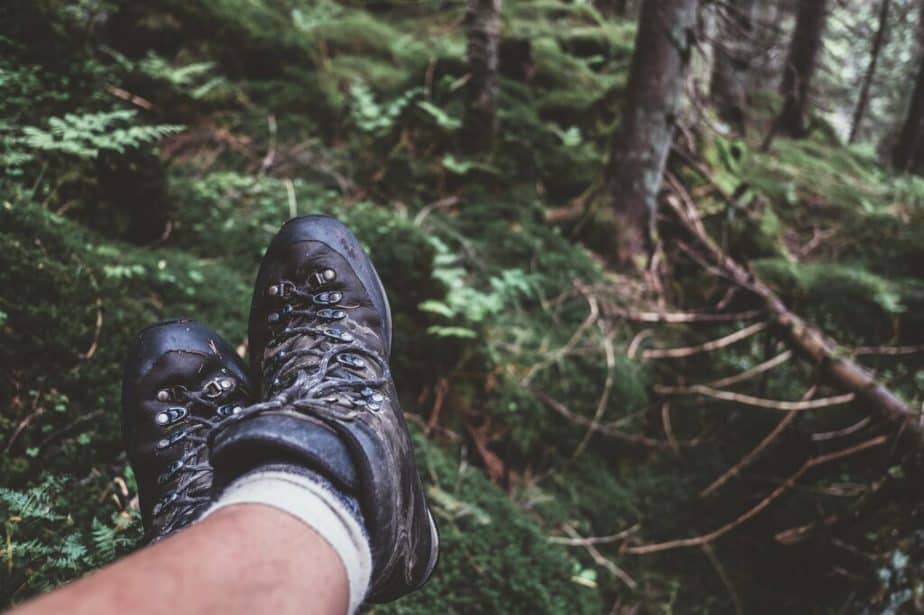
[849,0,891,144]
[776,0,827,138]
[463,0,502,151]
[595,0,628,17]
[604,0,698,263]
[892,3,924,172]
[710,0,758,132]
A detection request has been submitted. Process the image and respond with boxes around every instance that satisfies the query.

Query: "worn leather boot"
[122,319,254,542]
[211,215,439,603]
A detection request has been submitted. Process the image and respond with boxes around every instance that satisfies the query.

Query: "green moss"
[374,433,603,615]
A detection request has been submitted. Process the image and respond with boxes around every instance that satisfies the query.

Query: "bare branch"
[700,386,816,498]
[811,417,872,442]
[706,351,793,388]
[606,307,762,323]
[561,525,637,590]
[623,436,888,555]
[662,194,923,440]
[655,384,854,411]
[642,321,769,359]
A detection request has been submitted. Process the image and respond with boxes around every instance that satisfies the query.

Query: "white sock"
[204,470,372,614]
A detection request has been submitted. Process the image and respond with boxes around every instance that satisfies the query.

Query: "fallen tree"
[663,188,923,442]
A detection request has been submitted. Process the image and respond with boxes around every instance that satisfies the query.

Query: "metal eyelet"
[156,389,171,402]
[308,268,337,289]
[317,309,346,321]
[267,281,295,298]
[323,328,354,342]
[156,429,188,450]
[203,377,233,399]
[313,291,343,305]
[155,406,188,427]
[217,404,242,418]
[335,353,366,369]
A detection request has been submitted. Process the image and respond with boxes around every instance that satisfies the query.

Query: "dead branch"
[811,417,872,442]
[700,386,816,498]
[622,435,888,555]
[643,321,769,359]
[664,194,923,441]
[852,344,924,356]
[662,402,681,456]
[561,525,638,590]
[605,307,762,324]
[706,351,793,388]
[701,544,744,615]
[534,389,683,450]
[550,524,640,546]
[655,384,854,411]
[522,282,599,386]
[573,322,616,458]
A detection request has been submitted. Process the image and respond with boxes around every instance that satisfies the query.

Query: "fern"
[18,110,183,159]
[350,81,423,135]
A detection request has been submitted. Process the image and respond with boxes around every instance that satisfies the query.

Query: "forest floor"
[2,1,924,613]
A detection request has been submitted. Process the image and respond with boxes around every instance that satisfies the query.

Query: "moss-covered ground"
[2,1,923,612]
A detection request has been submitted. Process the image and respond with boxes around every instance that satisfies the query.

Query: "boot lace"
[150,376,246,536]
[233,268,389,425]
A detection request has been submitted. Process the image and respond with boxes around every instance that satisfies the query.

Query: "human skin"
[8,504,349,615]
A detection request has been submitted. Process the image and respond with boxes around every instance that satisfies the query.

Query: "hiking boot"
[211,214,439,602]
[122,319,254,542]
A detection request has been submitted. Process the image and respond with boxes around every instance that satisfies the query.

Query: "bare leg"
[9,504,349,615]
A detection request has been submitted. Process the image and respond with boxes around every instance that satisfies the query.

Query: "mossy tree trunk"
[710,0,758,132]
[463,0,502,152]
[893,3,924,173]
[604,0,698,263]
[776,0,827,138]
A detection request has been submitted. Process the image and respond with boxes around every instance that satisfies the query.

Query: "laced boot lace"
[232,268,390,426]
[151,376,245,535]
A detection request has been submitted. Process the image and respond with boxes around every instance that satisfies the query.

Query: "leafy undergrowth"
[2,1,923,613]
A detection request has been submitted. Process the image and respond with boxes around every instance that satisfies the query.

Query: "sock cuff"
[204,471,372,614]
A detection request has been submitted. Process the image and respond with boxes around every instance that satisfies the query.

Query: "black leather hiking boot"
[211,214,439,603]
[122,319,254,542]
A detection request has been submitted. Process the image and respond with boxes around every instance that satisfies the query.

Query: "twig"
[522,284,599,386]
[284,178,297,219]
[562,525,638,590]
[704,350,793,389]
[5,406,46,452]
[572,322,615,458]
[662,402,681,456]
[605,307,762,324]
[413,195,461,226]
[642,321,769,359]
[852,344,924,356]
[626,329,654,359]
[623,435,888,554]
[78,269,103,360]
[700,386,816,498]
[811,417,872,442]
[701,544,744,615]
[534,390,681,449]
[259,114,277,175]
[656,384,854,412]
[427,377,450,434]
[550,524,639,546]
[107,86,153,110]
